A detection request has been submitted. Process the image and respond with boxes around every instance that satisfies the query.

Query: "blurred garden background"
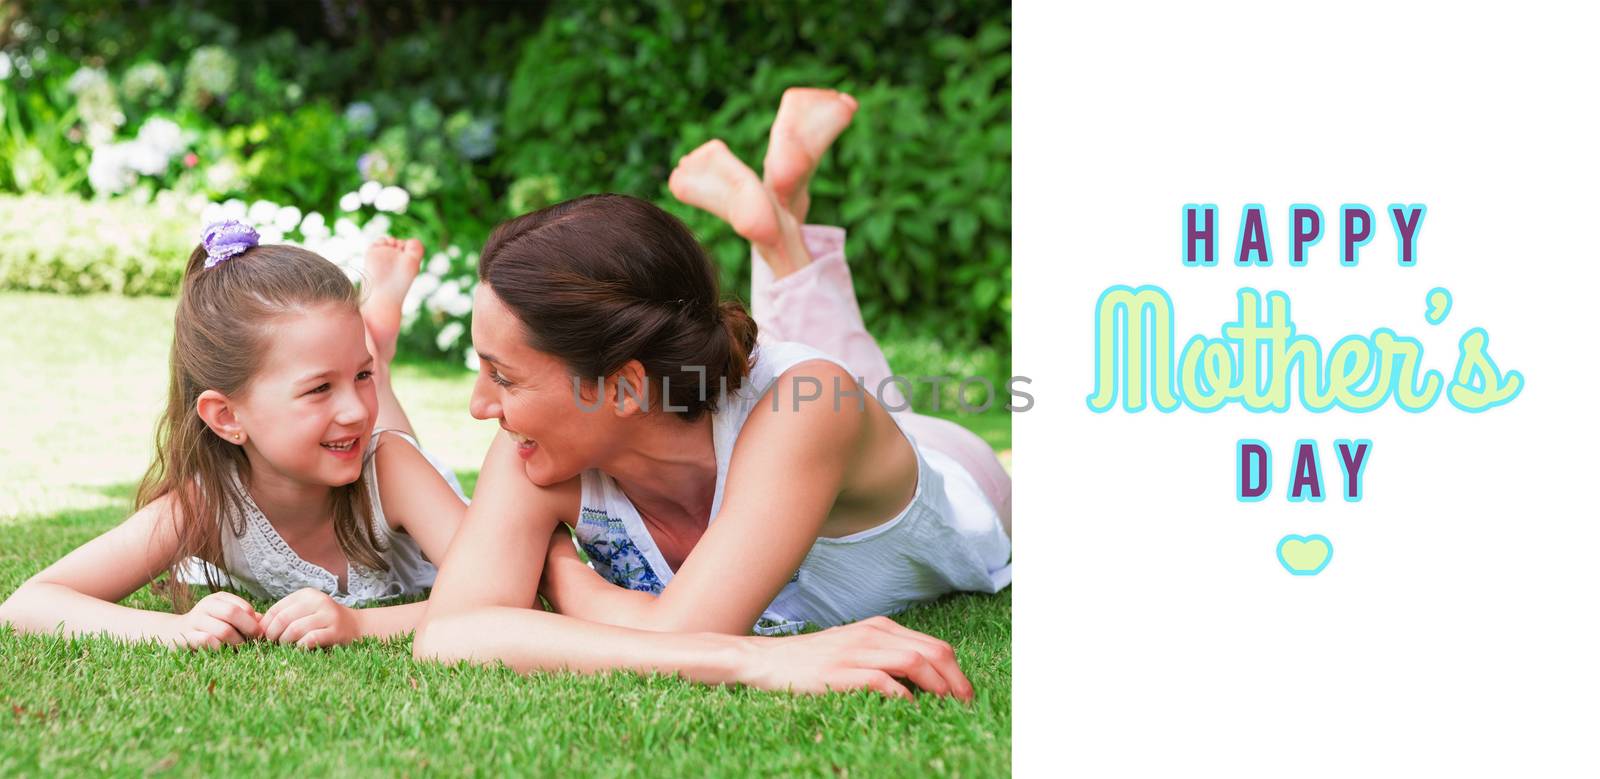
[0,0,1014,522]
[0,1,1011,774]
[0,0,1010,384]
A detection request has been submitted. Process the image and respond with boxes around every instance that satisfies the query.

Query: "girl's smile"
[320,435,362,459]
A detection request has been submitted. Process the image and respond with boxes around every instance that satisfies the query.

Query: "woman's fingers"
[833,669,913,700]
[857,618,973,701]
[854,649,951,698]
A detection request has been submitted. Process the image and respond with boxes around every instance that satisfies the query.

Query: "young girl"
[0,225,469,648]
[0,216,970,700]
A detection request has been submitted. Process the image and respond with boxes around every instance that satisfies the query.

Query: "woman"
[415,89,1010,698]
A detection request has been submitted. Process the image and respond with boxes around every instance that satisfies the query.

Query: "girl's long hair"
[136,243,387,610]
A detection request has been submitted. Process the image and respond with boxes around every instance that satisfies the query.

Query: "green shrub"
[500,0,1012,358]
[0,194,195,295]
[880,334,1012,414]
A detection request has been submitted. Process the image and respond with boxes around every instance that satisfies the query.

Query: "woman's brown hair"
[478,194,758,421]
[136,243,387,610]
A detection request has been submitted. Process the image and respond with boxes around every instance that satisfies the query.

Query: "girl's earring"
[233,433,242,442]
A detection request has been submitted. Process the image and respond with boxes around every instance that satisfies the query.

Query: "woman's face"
[469,283,610,486]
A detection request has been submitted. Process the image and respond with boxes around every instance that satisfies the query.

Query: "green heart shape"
[1277,534,1332,575]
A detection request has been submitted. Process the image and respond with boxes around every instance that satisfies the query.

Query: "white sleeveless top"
[572,342,1013,635]
[180,429,464,606]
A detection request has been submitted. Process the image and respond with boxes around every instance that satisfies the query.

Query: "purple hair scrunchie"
[202,219,260,269]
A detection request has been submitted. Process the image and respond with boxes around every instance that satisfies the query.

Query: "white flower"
[425,280,462,315]
[361,214,392,241]
[358,180,382,204]
[299,211,328,239]
[435,321,466,351]
[273,205,303,231]
[447,245,461,259]
[67,66,110,95]
[87,144,134,194]
[442,287,474,316]
[201,202,226,225]
[322,236,363,271]
[257,225,285,244]
[374,185,410,213]
[84,123,116,147]
[124,141,169,176]
[221,198,248,221]
[246,199,279,227]
[339,191,361,212]
[0,56,12,81]
[135,117,185,158]
[404,273,441,316]
[333,217,362,239]
[463,350,481,372]
[205,159,242,192]
[426,252,451,277]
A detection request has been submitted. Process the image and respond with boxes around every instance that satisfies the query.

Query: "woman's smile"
[504,427,539,459]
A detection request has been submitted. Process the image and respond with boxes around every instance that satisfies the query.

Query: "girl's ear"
[196,390,246,445]
[609,360,651,418]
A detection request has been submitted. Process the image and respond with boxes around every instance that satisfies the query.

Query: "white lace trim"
[228,473,409,607]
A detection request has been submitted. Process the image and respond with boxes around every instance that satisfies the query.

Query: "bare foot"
[762,87,857,224]
[669,139,811,277]
[362,236,423,363]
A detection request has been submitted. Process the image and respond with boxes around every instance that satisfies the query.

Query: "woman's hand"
[261,588,359,649]
[169,591,263,650]
[738,616,974,701]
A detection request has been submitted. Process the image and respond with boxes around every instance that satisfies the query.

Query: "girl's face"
[469,283,610,486]
[232,304,377,488]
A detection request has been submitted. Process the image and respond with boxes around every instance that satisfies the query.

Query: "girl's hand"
[261,588,359,649]
[171,592,263,650]
[738,616,974,701]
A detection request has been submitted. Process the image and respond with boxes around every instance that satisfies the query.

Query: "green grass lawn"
[0,292,1011,776]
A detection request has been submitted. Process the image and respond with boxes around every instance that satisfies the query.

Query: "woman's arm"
[414,432,970,699]
[417,606,969,700]
[538,524,659,627]
[539,359,876,636]
[417,431,569,620]
[0,494,261,647]
[647,360,868,633]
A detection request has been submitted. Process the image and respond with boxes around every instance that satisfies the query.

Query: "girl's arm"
[258,430,469,647]
[371,430,468,561]
[413,433,971,699]
[0,494,261,647]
